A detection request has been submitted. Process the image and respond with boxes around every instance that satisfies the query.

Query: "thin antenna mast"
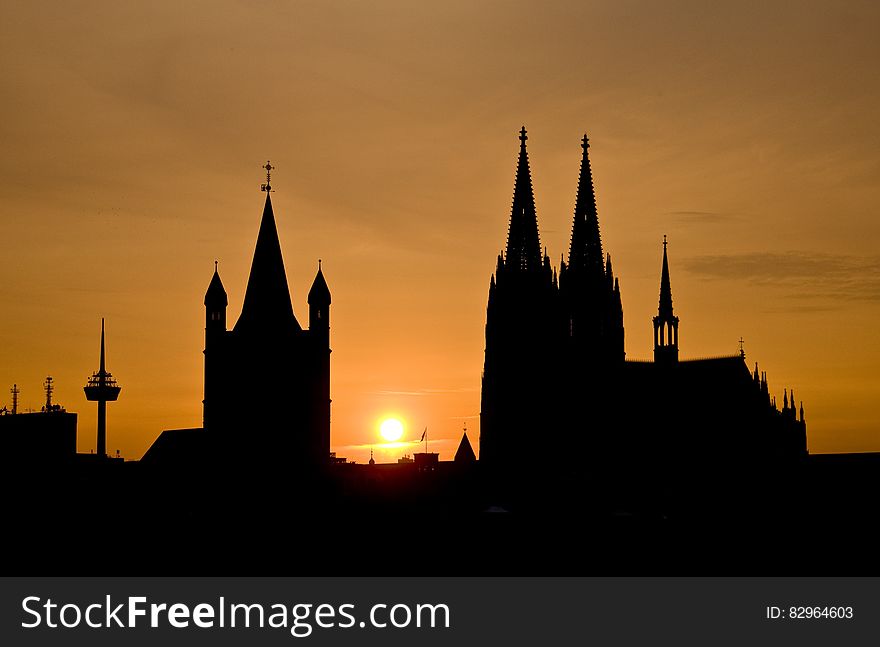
[44,376,54,410]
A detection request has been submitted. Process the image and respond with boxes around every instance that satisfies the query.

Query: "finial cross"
[738,337,745,356]
[663,234,667,249]
[582,133,589,149]
[519,126,527,144]
[261,160,273,192]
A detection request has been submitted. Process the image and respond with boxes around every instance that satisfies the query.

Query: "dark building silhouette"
[479,128,563,485]
[480,130,625,490]
[151,164,331,472]
[653,236,679,365]
[480,129,807,506]
[454,431,477,463]
[0,378,77,465]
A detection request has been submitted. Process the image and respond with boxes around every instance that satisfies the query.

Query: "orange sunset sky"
[2,1,879,463]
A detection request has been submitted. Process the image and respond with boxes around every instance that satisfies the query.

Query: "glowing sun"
[380,418,404,442]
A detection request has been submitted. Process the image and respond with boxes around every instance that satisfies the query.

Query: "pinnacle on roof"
[454,431,477,463]
[568,133,605,282]
[658,235,674,319]
[504,127,543,273]
[204,261,228,307]
[308,260,331,305]
[234,192,301,332]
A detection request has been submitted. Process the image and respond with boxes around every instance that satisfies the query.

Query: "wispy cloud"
[666,210,740,225]
[371,388,477,397]
[683,251,880,303]
[337,439,454,451]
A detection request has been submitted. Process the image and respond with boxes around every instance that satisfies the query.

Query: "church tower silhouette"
[559,134,624,366]
[481,129,625,488]
[480,128,558,482]
[202,168,331,471]
[653,236,679,365]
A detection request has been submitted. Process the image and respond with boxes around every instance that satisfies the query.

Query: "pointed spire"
[308,259,331,305]
[799,401,805,422]
[658,235,674,319]
[204,261,228,307]
[235,192,300,332]
[505,127,542,273]
[568,133,604,282]
[783,388,788,410]
[454,431,477,463]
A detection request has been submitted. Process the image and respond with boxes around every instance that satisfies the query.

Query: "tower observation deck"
[83,318,121,457]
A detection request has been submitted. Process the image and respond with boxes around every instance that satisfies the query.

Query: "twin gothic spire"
[505,127,543,273]
[504,128,607,284]
[498,127,625,363]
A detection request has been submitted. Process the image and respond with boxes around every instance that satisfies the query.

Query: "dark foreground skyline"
[3,127,878,577]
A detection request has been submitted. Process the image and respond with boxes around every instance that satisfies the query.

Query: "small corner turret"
[308,259,332,335]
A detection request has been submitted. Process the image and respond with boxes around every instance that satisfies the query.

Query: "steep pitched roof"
[234,193,301,332]
[658,236,674,320]
[568,134,605,283]
[307,262,331,305]
[505,127,543,273]
[454,431,477,463]
[204,262,228,307]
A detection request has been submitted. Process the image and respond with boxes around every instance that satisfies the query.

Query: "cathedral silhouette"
[480,128,807,509]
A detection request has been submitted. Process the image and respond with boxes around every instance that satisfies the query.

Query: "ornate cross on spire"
[582,133,589,149]
[261,160,274,192]
[519,126,527,144]
[663,234,668,250]
[738,337,745,357]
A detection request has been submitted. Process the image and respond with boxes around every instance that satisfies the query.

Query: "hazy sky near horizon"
[1,0,879,461]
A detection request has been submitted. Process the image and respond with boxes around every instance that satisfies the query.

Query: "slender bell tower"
[308,259,332,464]
[203,260,228,430]
[653,236,679,365]
[83,318,122,457]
